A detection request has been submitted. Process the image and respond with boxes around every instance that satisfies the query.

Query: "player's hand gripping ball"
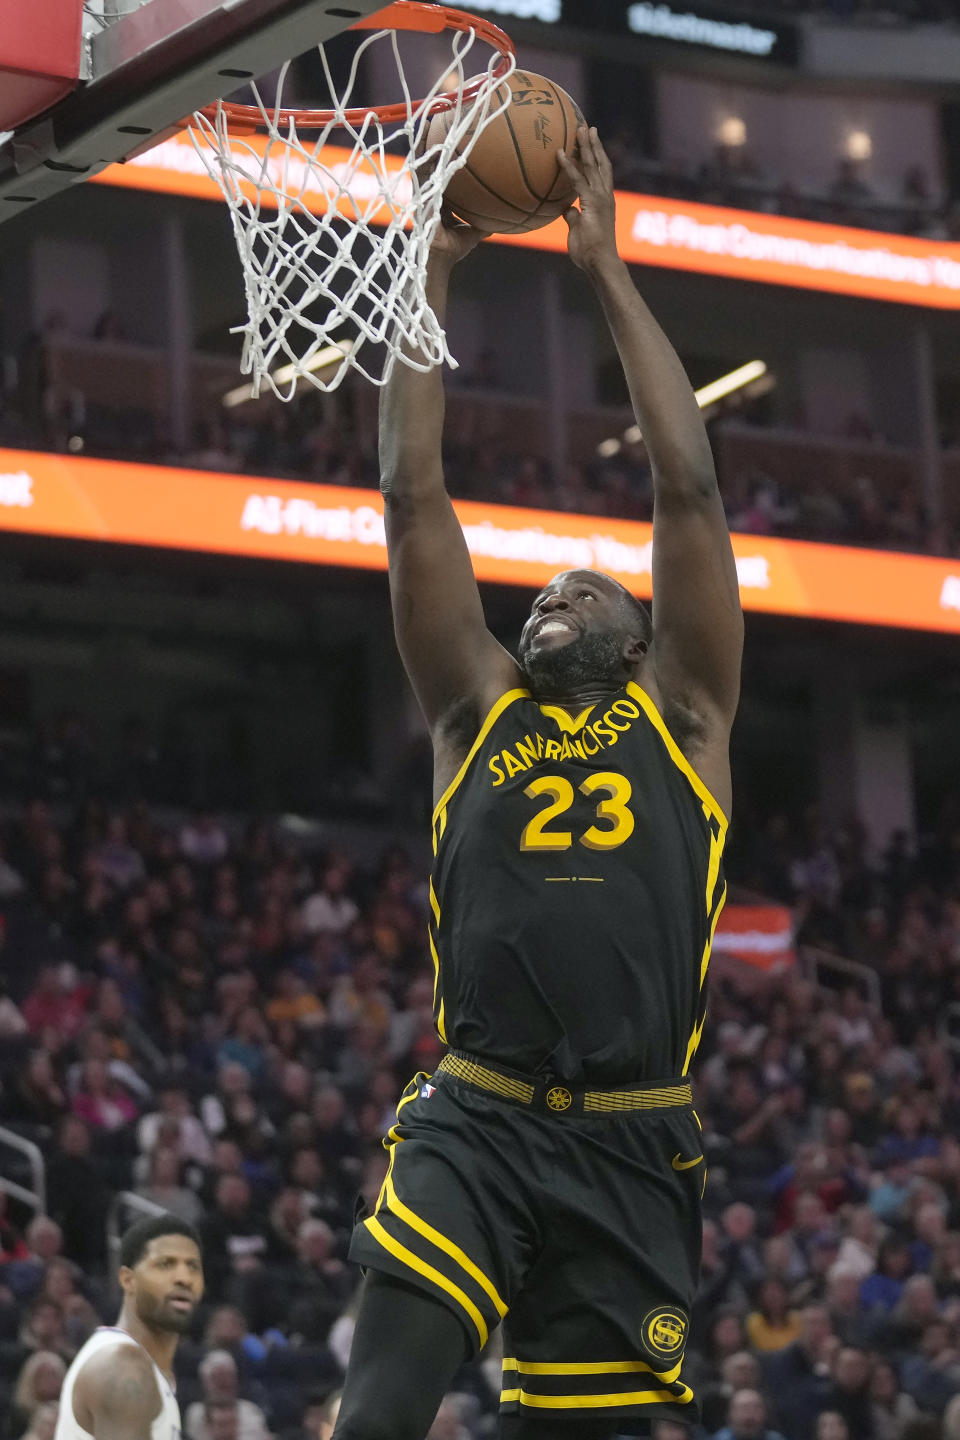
[427,69,585,234]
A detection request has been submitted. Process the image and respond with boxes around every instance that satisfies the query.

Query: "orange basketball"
[427,69,585,235]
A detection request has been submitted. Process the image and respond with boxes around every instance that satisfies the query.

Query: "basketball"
[427,69,585,234]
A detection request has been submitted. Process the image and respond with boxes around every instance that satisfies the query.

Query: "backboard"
[0,0,388,221]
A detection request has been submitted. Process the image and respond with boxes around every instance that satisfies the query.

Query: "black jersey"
[428,680,728,1086]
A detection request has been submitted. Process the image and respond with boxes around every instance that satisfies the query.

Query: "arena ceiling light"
[222,338,355,408]
[597,360,770,457]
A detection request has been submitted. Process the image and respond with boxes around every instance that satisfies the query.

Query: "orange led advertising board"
[93,133,960,309]
[2,448,960,633]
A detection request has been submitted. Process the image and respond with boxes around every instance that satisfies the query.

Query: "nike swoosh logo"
[672,1152,704,1171]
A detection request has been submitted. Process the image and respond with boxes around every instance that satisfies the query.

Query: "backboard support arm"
[0,0,387,219]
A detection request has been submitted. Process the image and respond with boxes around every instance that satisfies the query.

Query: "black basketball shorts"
[349,1055,705,1429]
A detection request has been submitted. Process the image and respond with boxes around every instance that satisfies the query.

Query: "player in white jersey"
[56,1214,203,1440]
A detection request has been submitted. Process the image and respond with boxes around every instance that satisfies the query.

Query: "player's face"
[123,1235,204,1334]
[518,571,633,692]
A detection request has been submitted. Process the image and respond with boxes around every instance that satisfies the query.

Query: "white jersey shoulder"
[55,1327,181,1440]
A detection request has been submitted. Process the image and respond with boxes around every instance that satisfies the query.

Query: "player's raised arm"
[380,221,522,739]
[72,1344,161,1440]
[558,129,743,779]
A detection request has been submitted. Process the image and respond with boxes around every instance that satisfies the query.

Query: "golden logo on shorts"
[642,1307,687,1359]
[546,1086,573,1112]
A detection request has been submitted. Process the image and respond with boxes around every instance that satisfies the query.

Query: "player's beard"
[521,629,626,694]
[135,1290,195,1334]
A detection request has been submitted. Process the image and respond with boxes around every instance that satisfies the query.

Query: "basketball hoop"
[185,2,516,399]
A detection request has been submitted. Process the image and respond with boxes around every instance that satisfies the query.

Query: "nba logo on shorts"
[420,1083,436,1099]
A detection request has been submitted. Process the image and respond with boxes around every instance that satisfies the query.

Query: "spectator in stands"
[180,811,230,865]
[880,1273,941,1353]
[712,1388,788,1440]
[876,1101,941,1170]
[0,1196,28,1270]
[763,1304,835,1440]
[202,1065,255,1139]
[824,1267,869,1348]
[746,1276,802,1352]
[20,967,87,1040]
[69,1058,139,1132]
[1,1219,65,1303]
[94,814,146,891]
[5,1050,66,1130]
[36,1258,97,1347]
[933,1230,960,1299]
[9,1352,66,1437]
[721,1205,766,1289]
[184,1352,270,1440]
[899,1316,960,1413]
[824,1346,876,1440]
[843,1073,882,1150]
[0,839,26,899]
[194,1400,241,1440]
[265,972,324,1031]
[199,1174,272,1307]
[283,1220,353,1343]
[301,866,358,937]
[944,1395,960,1440]
[860,1237,913,1312]
[699,1351,765,1434]
[869,1359,919,1440]
[829,157,875,210]
[814,1415,850,1440]
[66,1024,152,1108]
[138,1084,213,1168]
[909,1199,948,1273]
[18,1401,59,1440]
[216,1008,270,1083]
[835,1207,880,1280]
[19,1297,73,1362]
[134,1147,205,1226]
[201,1305,265,1372]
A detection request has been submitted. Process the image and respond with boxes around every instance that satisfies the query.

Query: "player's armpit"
[73,1346,162,1440]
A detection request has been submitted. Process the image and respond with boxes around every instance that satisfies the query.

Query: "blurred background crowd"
[1,771,960,1440]
[3,4,960,1440]
[1,340,957,560]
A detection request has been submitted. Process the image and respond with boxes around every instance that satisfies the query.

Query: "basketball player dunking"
[56,1216,203,1440]
[333,128,743,1440]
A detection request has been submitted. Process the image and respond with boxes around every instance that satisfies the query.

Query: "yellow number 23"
[520,772,635,853]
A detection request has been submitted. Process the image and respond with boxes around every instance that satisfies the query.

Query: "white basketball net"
[188,23,515,398]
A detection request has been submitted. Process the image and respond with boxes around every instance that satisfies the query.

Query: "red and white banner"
[3,448,960,632]
[713,905,795,971]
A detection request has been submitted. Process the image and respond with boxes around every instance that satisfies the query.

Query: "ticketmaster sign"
[471,3,798,61]
[627,2,797,62]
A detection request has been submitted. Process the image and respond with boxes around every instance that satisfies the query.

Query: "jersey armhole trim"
[432,688,531,827]
[626,682,729,831]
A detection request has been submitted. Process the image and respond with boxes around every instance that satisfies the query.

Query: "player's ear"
[624,634,649,663]
[118,1265,134,1296]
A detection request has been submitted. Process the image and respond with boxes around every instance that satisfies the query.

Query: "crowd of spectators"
[0,765,959,1438]
[2,337,957,561]
[603,138,960,242]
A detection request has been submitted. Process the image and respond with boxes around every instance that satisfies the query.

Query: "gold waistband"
[436,1053,692,1114]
